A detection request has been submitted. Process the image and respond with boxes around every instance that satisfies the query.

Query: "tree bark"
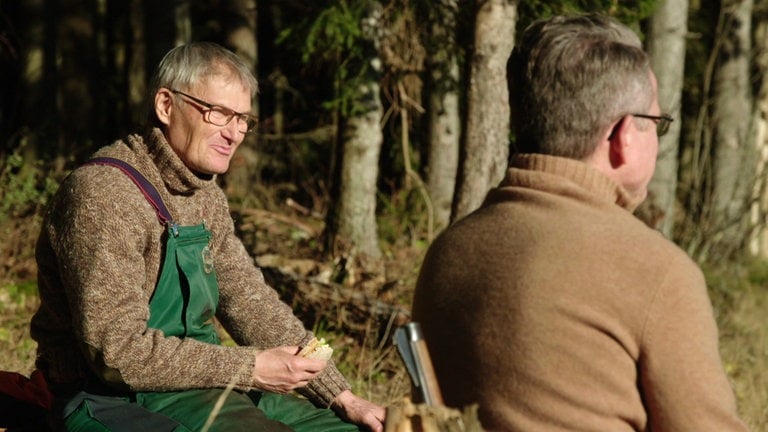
[218,0,260,201]
[452,0,517,222]
[639,0,688,238]
[127,0,146,129]
[708,0,754,260]
[327,1,384,260]
[423,0,461,232]
[748,8,768,256]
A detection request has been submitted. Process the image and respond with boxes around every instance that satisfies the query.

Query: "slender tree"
[747,5,768,255]
[421,0,462,232]
[706,0,755,260]
[0,2,22,155]
[640,0,689,238]
[127,0,147,129]
[218,0,260,201]
[452,0,517,222]
[332,1,385,260]
[295,1,386,260]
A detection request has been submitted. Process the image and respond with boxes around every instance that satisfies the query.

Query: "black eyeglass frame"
[631,113,674,137]
[169,88,258,133]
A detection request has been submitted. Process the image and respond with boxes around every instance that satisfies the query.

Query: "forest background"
[1,0,767,429]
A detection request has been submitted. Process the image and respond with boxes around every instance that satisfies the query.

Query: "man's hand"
[331,390,386,432]
[251,346,327,393]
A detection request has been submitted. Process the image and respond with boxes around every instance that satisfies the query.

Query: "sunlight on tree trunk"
[748,14,768,256]
[329,1,384,260]
[452,0,516,222]
[640,0,688,238]
[708,0,755,260]
[424,0,461,232]
[336,81,384,259]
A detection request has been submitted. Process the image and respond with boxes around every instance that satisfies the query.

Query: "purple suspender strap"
[86,157,174,226]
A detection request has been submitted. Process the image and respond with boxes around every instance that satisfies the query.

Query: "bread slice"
[298,337,333,361]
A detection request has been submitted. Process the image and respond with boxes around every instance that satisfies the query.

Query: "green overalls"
[61,158,358,432]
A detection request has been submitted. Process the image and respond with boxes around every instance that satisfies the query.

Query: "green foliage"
[300,2,363,64]
[703,260,768,430]
[376,187,430,250]
[0,146,59,222]
[0,281,39,372]
[277,0,380,117]
[517,0,661,32]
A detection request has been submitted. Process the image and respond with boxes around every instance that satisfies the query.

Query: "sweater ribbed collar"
[498,153,642,212]
[139,127,217,194]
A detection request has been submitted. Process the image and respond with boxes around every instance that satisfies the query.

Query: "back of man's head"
[508,13,652,159]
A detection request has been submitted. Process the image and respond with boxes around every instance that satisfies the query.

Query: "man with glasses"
[412,13,747,431]
[31,42,385,431]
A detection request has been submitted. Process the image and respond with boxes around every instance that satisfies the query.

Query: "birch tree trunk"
[327,1,384,260]
[423,0,461,231]
[708,0,754,260]
[640,0,688,238]
[748,9,768,256]
[452,0,516,222]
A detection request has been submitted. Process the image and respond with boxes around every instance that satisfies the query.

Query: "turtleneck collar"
[136,127,217,194]
[497,153,644,212]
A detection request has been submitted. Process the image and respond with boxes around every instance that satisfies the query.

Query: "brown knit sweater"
[30,128,349,406]
[413,154,747,431]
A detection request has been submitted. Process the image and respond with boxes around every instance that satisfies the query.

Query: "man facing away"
[412,13,748,431]
[31,42,384,431]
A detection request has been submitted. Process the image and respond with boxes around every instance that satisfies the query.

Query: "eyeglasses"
[169,89,258,133]
[631,113,673,137]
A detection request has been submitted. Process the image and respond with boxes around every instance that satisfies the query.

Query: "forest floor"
[1,202,767,429]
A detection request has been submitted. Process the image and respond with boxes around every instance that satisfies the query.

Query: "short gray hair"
[508,13,652,159]
[148,42,258,124]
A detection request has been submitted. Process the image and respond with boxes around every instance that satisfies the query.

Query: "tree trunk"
[748,9,768,256]
[0,3,21,152]
[218,0,260,201]
[423,0,461,232]
[53,0,98,159]
[452,0,516,222]
[327,1,384,260]
[707,0,754,260]
[639,0,688,238]
[127,0,147,129]
[142,0,175,78]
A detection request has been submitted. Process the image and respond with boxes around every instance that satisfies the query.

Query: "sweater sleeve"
[206,191,351,406]
[49,168,257,392]
[639,255,748,431]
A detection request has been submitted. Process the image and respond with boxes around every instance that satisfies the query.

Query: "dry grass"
[707,263,768,430]
[0,282,39,374]
[1,212,767,428]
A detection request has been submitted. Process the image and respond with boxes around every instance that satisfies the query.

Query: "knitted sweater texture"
[413,154,747,431]
[31,129,349,406]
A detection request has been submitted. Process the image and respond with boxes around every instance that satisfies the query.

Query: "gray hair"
[148,42,258,124]
[508,13,652,159]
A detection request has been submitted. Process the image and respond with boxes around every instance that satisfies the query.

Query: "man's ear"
[154,89,173,127]
[607,116,630,168]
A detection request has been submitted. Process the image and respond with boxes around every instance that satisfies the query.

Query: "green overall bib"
[61,158,358,432]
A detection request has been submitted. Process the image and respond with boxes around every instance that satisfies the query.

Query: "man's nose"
[222,117,242,141]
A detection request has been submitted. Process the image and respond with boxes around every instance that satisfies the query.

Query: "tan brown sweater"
[30,128,349,406]
[413,154,747,431]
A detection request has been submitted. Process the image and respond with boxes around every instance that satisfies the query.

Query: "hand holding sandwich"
[252,346,327,393]
[252,339,386,430]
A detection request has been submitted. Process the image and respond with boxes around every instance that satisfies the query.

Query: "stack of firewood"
[384,398,484,432]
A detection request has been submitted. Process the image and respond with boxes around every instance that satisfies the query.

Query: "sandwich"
[298,337,334,361]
